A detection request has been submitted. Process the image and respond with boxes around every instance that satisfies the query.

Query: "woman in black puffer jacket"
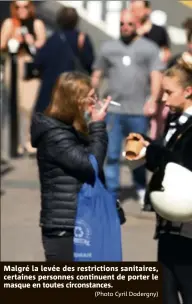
[31,72,111,261]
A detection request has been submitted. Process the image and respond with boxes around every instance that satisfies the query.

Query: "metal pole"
[9,52,19,158]
[101,1,107,22]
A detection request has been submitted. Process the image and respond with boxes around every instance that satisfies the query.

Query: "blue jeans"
[105,113,149,197]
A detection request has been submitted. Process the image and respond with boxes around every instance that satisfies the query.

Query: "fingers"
[126,133,143,141]
[143,140,150,147]
[101,96,112,112]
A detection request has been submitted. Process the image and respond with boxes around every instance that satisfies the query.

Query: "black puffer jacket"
[31,113,108,232]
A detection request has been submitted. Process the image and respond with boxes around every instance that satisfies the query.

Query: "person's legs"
[157,235,180,304]
[42,233,74,261]
[18,109,36,155]
[122,115,149,197]
[104,113,123,199]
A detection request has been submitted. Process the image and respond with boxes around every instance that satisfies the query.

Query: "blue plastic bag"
[73,155,122,261]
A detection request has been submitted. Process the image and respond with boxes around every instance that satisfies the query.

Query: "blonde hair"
[44,72,92,134]
[164,54,192,89]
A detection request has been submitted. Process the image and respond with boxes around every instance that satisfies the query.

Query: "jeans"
[105,113,149,197]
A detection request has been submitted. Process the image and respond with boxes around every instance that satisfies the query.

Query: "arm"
[145,135,192,172]
[159,27,172,64]
[91,70,103,89]
[91,44,108,89]
[150,70,163,103]
[149,45,164,103]
[88,122,108,171]
[78,34,95,75]
[145,143,176,172]
[160,47,172,64]
[33,35,54,71]
[33,19,47,49]
[0,19,12,50]
[46,121,108,183]
[144,46,164,116]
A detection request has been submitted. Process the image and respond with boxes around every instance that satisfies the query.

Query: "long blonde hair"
[164,55,192,90]
[44,72,92,134]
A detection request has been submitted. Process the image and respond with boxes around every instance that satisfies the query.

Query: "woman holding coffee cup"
[125,53,192,304]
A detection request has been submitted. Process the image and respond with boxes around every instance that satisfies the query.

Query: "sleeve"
[145,135,192,172]
[33,35,54,71]
[33,41,47,71]
[87,122,108,170]
[92,43,109,74]
[159,27,170,48]
[79,34,95,74]
[148,44,165,72]
[167,54,180,69]
[45,122,108,183]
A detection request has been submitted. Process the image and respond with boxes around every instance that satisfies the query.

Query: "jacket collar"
[166,116,192,149]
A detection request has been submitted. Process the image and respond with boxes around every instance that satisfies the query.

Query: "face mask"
[120,32,137,45]
[83,111,91,124]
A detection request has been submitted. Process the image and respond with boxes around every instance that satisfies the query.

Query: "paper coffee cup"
[125,138,143,160]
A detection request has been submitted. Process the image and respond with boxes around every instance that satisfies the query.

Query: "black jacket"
[31,113,108,233]
[144,116,192,239]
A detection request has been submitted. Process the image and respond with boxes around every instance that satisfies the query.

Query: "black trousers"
[42,231,74,261]
[158,234,192,304]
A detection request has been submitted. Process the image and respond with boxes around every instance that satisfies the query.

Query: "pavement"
[1,155,157,262]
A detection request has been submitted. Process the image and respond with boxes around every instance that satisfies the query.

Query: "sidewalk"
[1,157,157,261]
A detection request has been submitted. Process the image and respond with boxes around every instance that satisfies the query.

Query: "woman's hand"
[126,133,150,147]
[91,96,111,122]
[125,133,150,161]
[143,98,158,117]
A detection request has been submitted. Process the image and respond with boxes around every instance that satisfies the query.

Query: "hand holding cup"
[125,133,148,160]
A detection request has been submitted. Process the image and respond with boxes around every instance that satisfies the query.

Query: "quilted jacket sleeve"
[45,121,108,183]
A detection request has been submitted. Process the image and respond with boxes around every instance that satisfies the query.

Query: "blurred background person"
[31,72,110,261]
[0,0,46,156]
[130,0,171,64]
[92,9,164,206]
[33,6,95,114]
[168,18,192,68]
[130,0,171,141]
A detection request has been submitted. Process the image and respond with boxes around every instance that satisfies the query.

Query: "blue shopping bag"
[73,155,122,261]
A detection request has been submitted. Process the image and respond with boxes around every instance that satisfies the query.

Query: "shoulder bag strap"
[59,31,86,72]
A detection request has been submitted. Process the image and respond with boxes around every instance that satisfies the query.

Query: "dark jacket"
[167,53,182,69]
[144,116,192,239]
[31,113,108,233]
[34,29,95,113]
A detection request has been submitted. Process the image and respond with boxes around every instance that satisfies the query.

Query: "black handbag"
[116,200,126,225]
[23,61,41,80]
